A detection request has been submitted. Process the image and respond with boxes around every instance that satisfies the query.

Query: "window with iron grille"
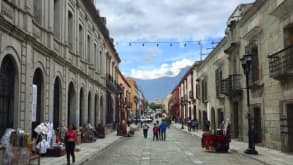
[246,43,260,84]
[215,68,222,97]
[196,83,200,100]
[201,78,207,102]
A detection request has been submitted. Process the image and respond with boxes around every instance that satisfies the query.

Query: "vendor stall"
[201,123,231,152]
[0,128,40,165]
[81,123,96,143]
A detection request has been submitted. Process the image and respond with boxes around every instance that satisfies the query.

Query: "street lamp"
[240,54,258,155]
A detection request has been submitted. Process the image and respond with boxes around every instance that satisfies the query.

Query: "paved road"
[84,125,264,165]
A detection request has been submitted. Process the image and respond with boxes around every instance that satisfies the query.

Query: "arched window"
[53,77,62,129]
[32,68,44,138]
[0,56,17,137]
[68,82,76,127]
[80,88,84,126]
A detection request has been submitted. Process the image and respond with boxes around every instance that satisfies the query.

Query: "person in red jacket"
[65,124,77,165]
[153,123,159,141]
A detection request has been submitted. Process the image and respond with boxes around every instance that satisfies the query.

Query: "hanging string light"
[117,39,221,48]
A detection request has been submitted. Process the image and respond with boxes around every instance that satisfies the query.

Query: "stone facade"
[0,0,120,136]
[118,70,131,122]
[174,0,293,152]
[178,62,200,122]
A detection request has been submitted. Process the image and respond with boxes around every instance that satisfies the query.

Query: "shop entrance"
[32,68,44,138]
[198,110,202,129]
[189,107,191,119]
[95,94,98,126]
[106,94,113,124]
[217,109,224,128]
[0,56,16,136]
[287,104,293,152]
[203,111,208,131]
[68,82,76,126]
[88,92,91,124]
[79,88,84,126]
[100,96,103,124]
[53,77,61,129]
[193,105,196,120]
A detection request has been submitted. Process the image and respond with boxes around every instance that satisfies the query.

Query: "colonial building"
[171,0,293,153]
[126,77,139,117]
[0,0,120,136]
[169,86,180,120]
[177,62,200,121]
[118,70,131,122]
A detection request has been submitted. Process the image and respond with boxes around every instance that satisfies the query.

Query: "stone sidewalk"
[37,131,122,165]
[173,123,293,165]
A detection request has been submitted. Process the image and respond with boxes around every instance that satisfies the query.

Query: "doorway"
[233,102,239,138]
[211,107,216,131]
[287,104,293,152]
[198,110,202,129]
[193,105,196,120]
[253,107,262,143]
[0,56,17,136]
[68,82,76,126]
[88,92,91,124]
[53,77,61,129]
[94,94,98,126]
[32,68,44,138]
[189,107,192,119]
[217,109,224,128]
[203,111,208,131]
[79,88,84,126]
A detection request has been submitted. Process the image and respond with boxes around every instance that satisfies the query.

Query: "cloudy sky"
[95,0,254,80]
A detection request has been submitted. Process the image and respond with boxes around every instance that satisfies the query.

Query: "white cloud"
[130,58,194,79]
[95,0,254,41]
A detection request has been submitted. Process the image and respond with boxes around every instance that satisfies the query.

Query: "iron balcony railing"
[221,74,242,96]
[268,45,293,80]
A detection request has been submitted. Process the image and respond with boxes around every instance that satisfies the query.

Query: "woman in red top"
[153,123,159,141]
[65,124,77,164]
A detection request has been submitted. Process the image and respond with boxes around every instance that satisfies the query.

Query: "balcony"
[221,74,242,96]
[106,74,117,92]
[268,45,293,80]
[224,42,240,55]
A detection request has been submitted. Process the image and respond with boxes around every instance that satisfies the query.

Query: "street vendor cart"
[201,124,231,152]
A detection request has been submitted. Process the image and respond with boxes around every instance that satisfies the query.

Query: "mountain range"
[135,66,190,102]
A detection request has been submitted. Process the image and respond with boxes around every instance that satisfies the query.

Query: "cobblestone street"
[85,126,264,165]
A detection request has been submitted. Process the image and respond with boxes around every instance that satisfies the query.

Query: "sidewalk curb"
[171,124,272,165]
[231,149,271,165]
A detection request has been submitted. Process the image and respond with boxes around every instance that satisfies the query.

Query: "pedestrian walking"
[156,120,161,140]
[142,122,149,139]
[65,124,77,165]
[159,120,168,141]
[152,123,159,141]
[187,118,192,132]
